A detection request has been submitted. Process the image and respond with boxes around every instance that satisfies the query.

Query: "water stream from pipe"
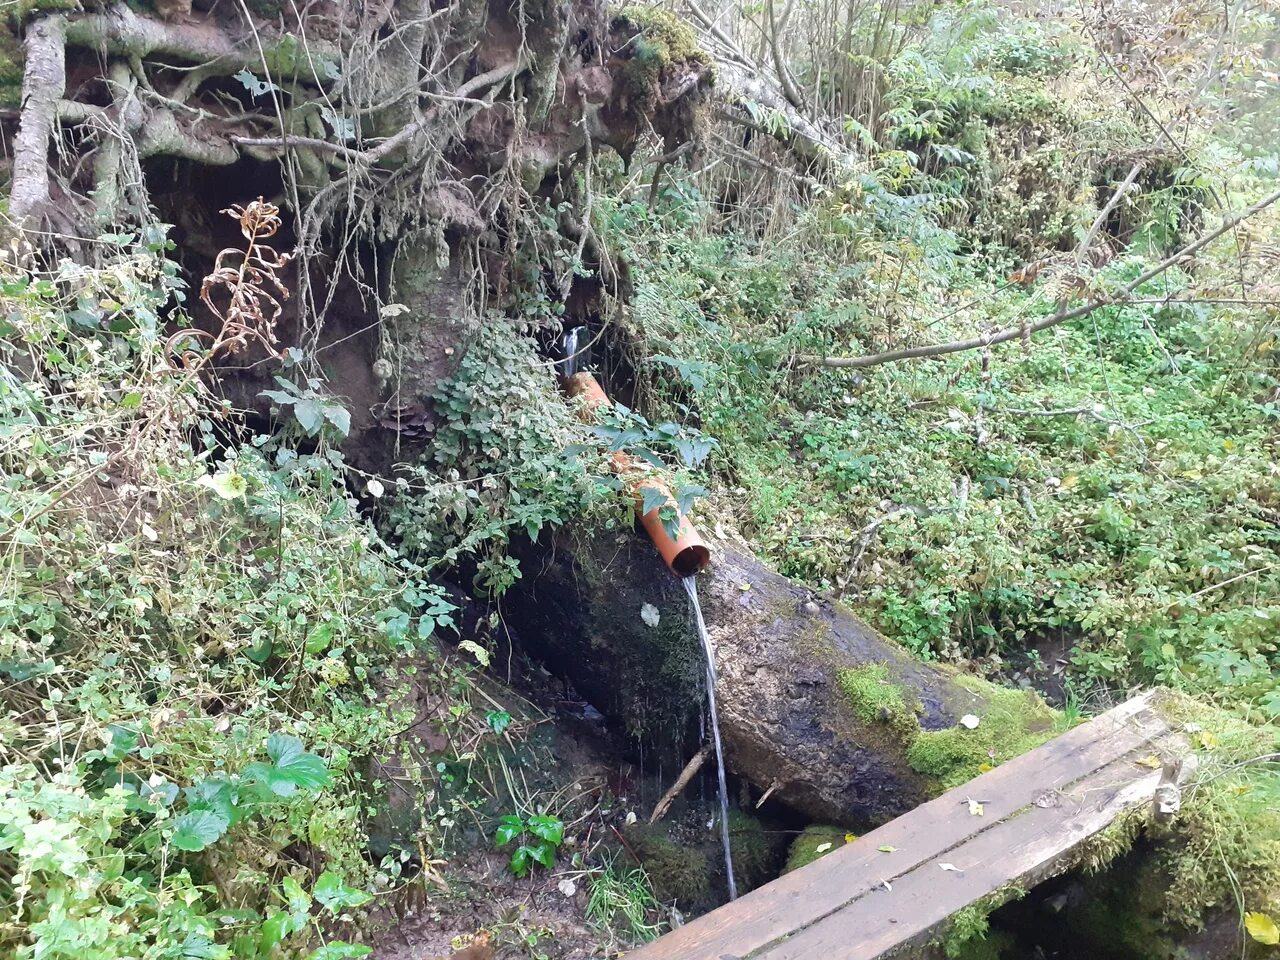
[683,575,738,900]
[559,325,584,378]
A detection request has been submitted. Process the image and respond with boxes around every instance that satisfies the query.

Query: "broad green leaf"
[528,840,556,869]
[323,403,351,437]
[494,814,524,846]
[314,870,374,912]
[265,733,331,792]
[179,935,223,959]
[292,397,325,435]
[281,875,311,917]
[1245,912,1279,945]
[171,810,229,852]
[305,621,337,654]
[526,815,563,845]
[259,910,290,954]
[486,710,512,735]
[509,845,532,878]
[186,776,239,824]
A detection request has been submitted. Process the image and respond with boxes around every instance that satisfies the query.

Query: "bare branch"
[231,60,517,164]
[1075,161,1144,272]
[649,745,711,823]
[815,187,1280,370]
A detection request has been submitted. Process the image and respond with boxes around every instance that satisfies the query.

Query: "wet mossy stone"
[625,822,711,906]
[727,809,788,892]
[784,824,849,873]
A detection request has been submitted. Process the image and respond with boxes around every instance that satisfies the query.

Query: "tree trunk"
[506,531,1057,826]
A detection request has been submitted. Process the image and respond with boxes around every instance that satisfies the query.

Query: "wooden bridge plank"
[758,750,1170,959]
[627,693,1171,960]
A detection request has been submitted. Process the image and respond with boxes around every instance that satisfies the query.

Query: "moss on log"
[507,531,1056,825]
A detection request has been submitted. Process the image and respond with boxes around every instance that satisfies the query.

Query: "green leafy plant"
[585,856,663,944]
[493,813,565,877]
[0,233,461,959]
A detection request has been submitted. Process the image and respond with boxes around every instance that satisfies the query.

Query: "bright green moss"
[0,28,22,109]
[941,885,1024,958]
[727,809,787,892]
[611,6,709,67]
[907,675,1058,789]
[784,824,849,872]
[948,929,1015,960]
[5,0,78,28]
[838,663,911,725]
[625,824,711,905]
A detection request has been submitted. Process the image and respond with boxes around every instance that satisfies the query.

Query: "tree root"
[10,16,66,225]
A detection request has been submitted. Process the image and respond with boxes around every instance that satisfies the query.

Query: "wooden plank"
[628,694,1169,960]
[757,748,1173,959]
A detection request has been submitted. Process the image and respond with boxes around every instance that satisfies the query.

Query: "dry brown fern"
[167,197,292,369]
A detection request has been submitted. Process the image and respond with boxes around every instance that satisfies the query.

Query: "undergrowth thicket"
[605,1,1280,940]
[0,233,471,958]
[609,5,1280,721]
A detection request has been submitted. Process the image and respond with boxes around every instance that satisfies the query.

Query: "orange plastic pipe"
[565,373,712,577]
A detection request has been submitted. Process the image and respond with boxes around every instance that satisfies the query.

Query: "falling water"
[559,325,584,378]
[683,575,738,901]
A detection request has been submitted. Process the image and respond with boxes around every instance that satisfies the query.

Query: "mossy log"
[506,531,1056,825]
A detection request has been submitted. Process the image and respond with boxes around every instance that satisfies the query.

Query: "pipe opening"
[671,544,712,577]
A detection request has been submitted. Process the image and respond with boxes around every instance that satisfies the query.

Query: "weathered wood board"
[628,692,1187,960]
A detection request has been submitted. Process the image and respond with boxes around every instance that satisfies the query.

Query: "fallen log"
[506,531,1058,825]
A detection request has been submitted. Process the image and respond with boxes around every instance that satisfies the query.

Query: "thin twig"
[649,745,711,824]
[814,187,1280,370]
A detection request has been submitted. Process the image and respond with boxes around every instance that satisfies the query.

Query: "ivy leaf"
[675,483,709,517]
[314,871,374,913]
[320,107,356,141]
[486,710,512,735]
[494,815,524,846]
[1245,912,1279,945]
[675,436,716,467]
[234,69,281,97]
[639,484,670,517]
[171,810,229,851]
[526,814,563,845]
